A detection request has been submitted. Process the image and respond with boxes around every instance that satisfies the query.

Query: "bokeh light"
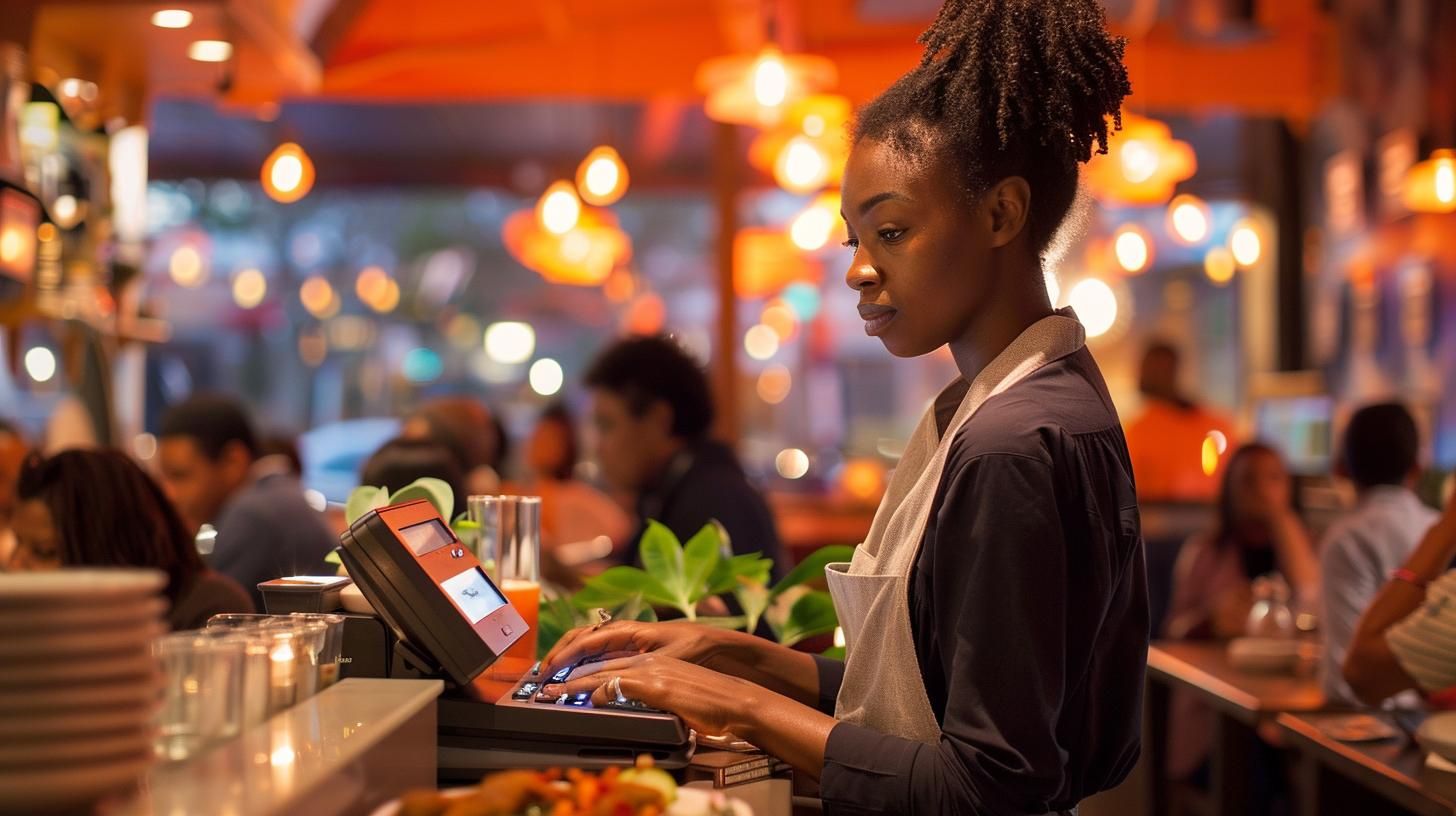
[529,358,564,396]
[484,321,536,364]
[775,448,810,480]
[1068,278,1118,338]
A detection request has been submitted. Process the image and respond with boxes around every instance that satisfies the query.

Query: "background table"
[1279,711,1456,816]
[1145,641,1325,816]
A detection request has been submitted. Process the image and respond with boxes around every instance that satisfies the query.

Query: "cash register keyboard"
[511,661,662,712]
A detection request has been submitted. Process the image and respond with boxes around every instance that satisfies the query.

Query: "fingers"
[543,654,648,697]
[543,622,637,672]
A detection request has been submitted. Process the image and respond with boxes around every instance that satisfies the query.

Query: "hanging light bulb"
[1229,219,1263,267]
[1167,194,1210,245]
[1112,225,1153,274]
[576,145,629,207]
[696,45,836,126]
[753,47,789,108]
[261,142,315,204]
[1403,149,1456,214]
[775,136,829,194]
[537,181,581,235]
[1083,113,1197,205]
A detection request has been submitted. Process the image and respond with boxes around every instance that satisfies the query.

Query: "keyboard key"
[529,661,541,677]
[550,666,572,683]
[512,682,540,701]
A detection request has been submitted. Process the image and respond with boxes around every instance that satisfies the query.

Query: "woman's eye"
[878,228,905,242]
[842,238,859,251]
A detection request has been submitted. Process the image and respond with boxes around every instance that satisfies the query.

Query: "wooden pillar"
[711,121,740,445]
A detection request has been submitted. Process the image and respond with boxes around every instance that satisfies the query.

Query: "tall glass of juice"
[495,497,541,675]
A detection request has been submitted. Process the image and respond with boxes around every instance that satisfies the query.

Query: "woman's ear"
[985,176,1031,249]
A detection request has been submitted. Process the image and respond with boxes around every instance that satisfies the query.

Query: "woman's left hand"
[541,653,763,738]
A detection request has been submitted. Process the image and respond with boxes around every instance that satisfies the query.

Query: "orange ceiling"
[26,0,1335,121]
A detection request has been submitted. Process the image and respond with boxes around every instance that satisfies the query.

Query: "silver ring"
[608,675,627,705]
[592,608,613,631]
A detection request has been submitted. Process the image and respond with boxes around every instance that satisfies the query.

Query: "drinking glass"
[497,496,541,671]
[289,613,346,689]
[154,632,244,762]
[468,494,516,574]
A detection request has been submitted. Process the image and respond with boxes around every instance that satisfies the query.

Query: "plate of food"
[372,759,751,816]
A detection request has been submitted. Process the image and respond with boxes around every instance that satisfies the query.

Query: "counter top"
[113,678,442,816]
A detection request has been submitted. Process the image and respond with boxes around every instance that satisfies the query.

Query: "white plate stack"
[0,569,168,813]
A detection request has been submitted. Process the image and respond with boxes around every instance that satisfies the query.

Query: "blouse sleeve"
[820,452,1101,815]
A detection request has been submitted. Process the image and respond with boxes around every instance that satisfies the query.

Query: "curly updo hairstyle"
[854,0,1132,254]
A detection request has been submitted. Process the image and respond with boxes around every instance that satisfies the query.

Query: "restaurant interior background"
[2,0,1456,814]
[2,2,1455,588]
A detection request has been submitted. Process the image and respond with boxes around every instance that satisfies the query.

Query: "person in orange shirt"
[1125,341,1235,502]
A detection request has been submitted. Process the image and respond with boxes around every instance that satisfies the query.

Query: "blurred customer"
[402,397,507,496]
[157,395,335,607]
[0,420,29,570]
[1124,341,1235,502]
[523,403,631,554]
[1344,490,1456,705]
[1320,403,1436,708]
[1164,442,1319,780]
[360,436,467,520]
[585,336,782,576]
[11,448,253,629]
[259,433,304,476]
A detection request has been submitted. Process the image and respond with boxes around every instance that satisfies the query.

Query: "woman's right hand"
[542,620,723,677]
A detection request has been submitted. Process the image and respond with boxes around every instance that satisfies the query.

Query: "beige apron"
[825,309,1087,743]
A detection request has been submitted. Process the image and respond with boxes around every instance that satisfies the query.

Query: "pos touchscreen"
[339,500,526,686]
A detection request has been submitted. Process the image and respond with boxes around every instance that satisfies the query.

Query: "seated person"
[158,394,336,608]
[1164,442,1318,780]
[1320,403,1437,708]
[401,397,509,497]
[0,420,29,570]
[522,403,630,557]
[360,436,467,518]
[584,336,783,577]
[1343,488,1456,705]
[11,448,254,629]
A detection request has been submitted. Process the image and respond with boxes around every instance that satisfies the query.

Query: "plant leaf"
[388,477,455,522]
[681,524,723,604]
[638,520,691,612]
[707,553,773,596]
[344,486,387,525]
[777,591,840,648]
[733,581,772,634]
[820,645,846,661]
[571,566,653,609]
[771,545,856,598]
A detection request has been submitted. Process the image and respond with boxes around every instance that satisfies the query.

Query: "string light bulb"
[537,181,581,235]
[261,142,315,204]
[576,146,629,207]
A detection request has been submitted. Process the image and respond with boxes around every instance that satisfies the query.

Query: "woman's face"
[9,498,61,570]
[840,136,998,358]
[1228,450,1291,526]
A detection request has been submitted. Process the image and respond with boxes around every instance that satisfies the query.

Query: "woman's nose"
[845,261,879,292]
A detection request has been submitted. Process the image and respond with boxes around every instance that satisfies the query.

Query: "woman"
[10,449,254,629]
[1343,485,1456,705]
[1163,442,1318,781]
[1164,443,1319,643]
[522,404,630,556]
[539,2,1146,813]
